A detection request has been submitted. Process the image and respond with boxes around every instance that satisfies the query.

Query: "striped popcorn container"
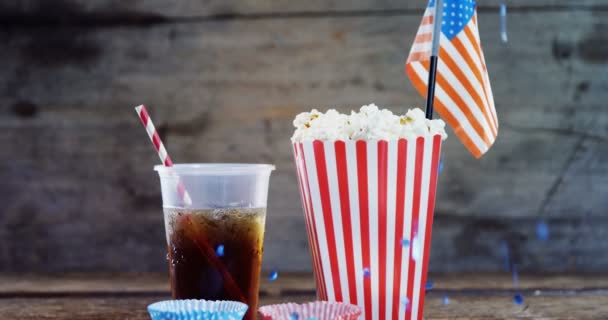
[292,135,442,320]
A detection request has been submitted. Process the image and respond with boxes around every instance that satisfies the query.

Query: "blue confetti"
[215,244,225,257]
[290,312,300,320]
[438,160,444,173]
[411,236,422,261]
[363,268,371,278]
[536,220,549,241]
[511,265,523,305]
[512,264,519,289]
[442,296,450,305]
[401,238,410,247]
[269,270,279,281]
[401,297,410,306]
[425,281,434,290]
[500,1,508,43]
[500,241,510,272]
[513,294,524,305]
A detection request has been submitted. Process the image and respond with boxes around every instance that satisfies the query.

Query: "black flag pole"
[425,0,444,120]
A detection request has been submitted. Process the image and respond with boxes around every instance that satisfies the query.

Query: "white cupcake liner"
[258,301,361,320]
[148,299,248,320]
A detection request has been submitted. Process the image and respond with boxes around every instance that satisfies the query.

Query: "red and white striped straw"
[135,105,246,302]
[135,105,192,206]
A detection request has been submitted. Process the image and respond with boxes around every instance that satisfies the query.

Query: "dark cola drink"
[164,207,266,320]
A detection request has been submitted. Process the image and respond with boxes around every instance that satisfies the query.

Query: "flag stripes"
[406,0,498,158]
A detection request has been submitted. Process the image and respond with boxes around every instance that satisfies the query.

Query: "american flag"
[406,0,498,158]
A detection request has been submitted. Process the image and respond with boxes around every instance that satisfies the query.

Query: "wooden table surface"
[1,273,607,319]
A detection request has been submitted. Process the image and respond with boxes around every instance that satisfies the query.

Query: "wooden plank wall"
[0,0,607,273]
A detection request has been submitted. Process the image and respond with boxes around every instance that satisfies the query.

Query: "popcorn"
[291,104,448,142]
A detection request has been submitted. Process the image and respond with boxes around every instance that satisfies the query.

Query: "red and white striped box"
[292,135,442,320]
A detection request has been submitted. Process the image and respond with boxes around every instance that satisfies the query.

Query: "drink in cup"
[291,105,446,320]
[164,208,265,300]
[155,164,275,320]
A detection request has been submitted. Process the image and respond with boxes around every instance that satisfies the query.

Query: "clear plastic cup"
[155,163,275,320]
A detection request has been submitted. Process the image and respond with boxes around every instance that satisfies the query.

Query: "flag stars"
[439,0,475,40]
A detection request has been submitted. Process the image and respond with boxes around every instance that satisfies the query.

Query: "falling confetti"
[536,220,550,241]
[290,312,300,320]
[401,297,410,307]
[401,238,410,247]
[438,159,444,173]
[512,264,520,289]
[513,293,524,305]
[500,1,508,43]
[269,270,279,281]
[411,236,422,261]
[363,268,371,278]
[500,241,510,272]
[425,281,434,290]
[442,296,450,305]
[534,290,541,296]
[215,244,225,257]
[511,264,523,305]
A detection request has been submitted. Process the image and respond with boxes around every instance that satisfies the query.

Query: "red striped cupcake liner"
[293,136,442,320]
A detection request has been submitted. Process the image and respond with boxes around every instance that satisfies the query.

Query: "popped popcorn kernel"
[292,104,447,142]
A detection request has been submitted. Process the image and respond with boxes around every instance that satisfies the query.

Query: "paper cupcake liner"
[148,299,248,320]
[293,137,442,320]
[258,301,361,320]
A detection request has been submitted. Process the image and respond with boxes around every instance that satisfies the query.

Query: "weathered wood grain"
[1,293,608,319]
[0,6,606,273]
[0,0,605,22]
[1,273,608,319]
[2,273,608,295]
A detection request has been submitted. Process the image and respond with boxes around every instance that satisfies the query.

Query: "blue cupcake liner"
[148,299,248,320]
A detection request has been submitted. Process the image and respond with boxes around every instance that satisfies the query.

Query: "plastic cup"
[155,163,275,320]
[292,137,442,320]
